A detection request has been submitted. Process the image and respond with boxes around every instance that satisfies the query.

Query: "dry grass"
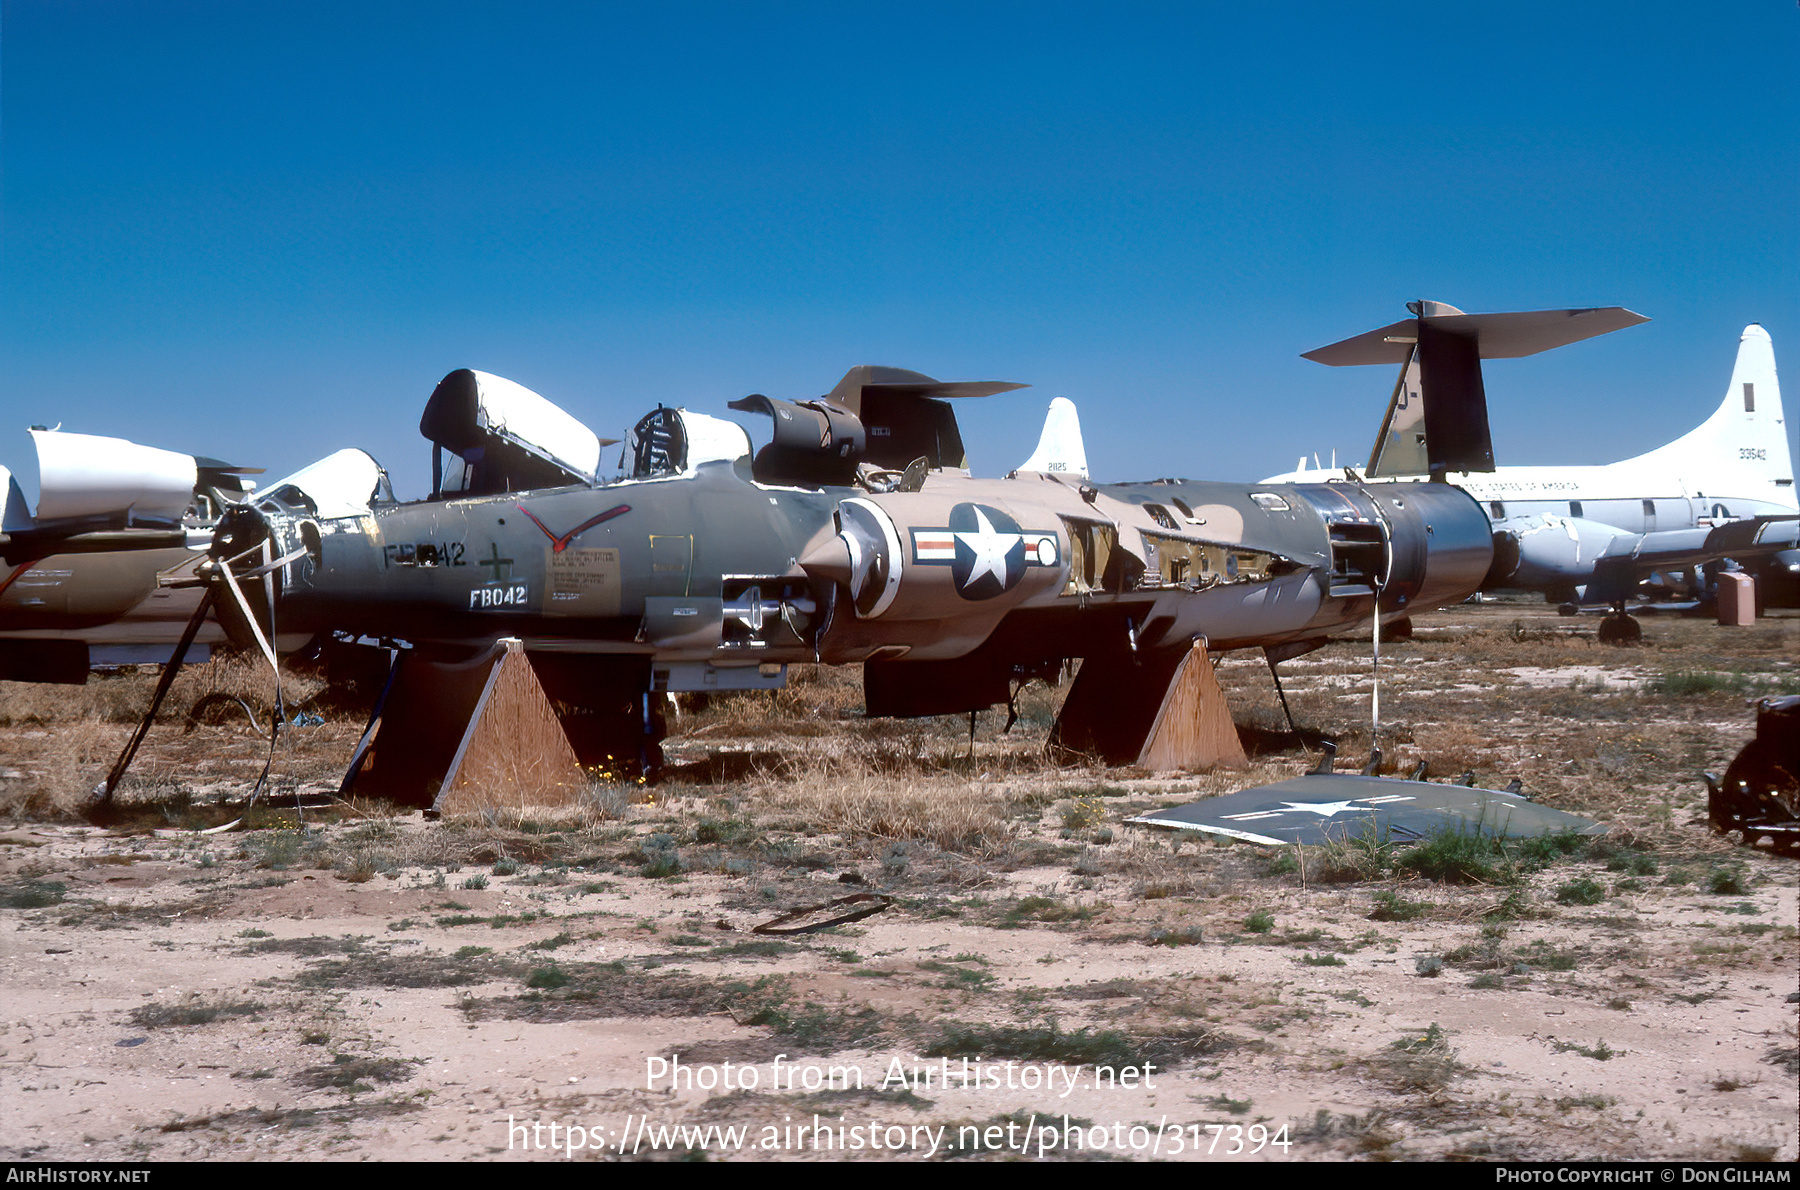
[252,798,642,875]
[0,652,340,821]
[4,604,1797,847]
[0,677,139,726]
[3,603,1796,1164]
[442,795,633,831]
[1364,1023,1471,1095]
[1453,624,1616,668]
[0,653,317,728]
[1404,723,1497,774]
[0,654,369,823]
[0,713,126,819]
[752,758,1012,854]
[675,665,865,741]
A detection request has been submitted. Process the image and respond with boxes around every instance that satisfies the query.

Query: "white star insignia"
[955,507,1020,591]
[1275,800,1365,817]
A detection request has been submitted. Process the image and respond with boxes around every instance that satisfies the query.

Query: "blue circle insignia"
[948,503,1026,600]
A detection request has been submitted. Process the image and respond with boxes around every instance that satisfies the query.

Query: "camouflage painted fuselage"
[257,451,1491,710]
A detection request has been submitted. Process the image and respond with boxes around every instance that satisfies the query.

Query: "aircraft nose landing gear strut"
[1597,600,1642,646]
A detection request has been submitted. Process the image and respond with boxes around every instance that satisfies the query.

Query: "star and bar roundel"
[910,503,1059,601]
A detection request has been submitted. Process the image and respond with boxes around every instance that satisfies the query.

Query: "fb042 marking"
[470,582,529,610]
[383,541,466,568]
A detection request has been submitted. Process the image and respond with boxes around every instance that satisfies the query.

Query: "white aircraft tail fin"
[1017,397,1089,479]
[1,466,32,533]
[1623,324,1795,510]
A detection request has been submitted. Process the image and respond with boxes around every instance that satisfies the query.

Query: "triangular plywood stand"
[342,638,586,813]
[437,639,587,815]
[1051,638,1247,772]
[1136,640,1247,772]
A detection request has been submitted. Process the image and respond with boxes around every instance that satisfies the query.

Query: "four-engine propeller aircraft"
[85,362,1497,809]
[1265,305,1799,638]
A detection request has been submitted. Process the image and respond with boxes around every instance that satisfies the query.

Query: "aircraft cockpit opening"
[625,406,752,480]
[421,368,610,498]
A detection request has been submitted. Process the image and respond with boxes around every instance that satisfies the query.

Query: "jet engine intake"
[729,395,866,486]
[799,493,1070,662]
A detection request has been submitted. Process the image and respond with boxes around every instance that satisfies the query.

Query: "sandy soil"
[1,602,1795,1163]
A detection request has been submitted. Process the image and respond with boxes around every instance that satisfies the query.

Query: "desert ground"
[1,599,1795,1163]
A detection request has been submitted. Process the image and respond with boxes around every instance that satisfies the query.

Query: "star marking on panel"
[1275,800,1363,817]
[953,506,1021,592]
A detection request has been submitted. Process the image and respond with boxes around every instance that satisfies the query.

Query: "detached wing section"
[1306,302,1649,479]
[1128,773,1606,846]
[1584,515,1800,604]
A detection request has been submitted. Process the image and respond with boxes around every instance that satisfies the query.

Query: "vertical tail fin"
[1622,325,1794,510]
[1016,397,1089,478]
[1365,354,1427,477]
[1,467,31,532]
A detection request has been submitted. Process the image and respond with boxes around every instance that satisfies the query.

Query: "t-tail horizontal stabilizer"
[822,366,1029,473]
[1306,301,1649,480]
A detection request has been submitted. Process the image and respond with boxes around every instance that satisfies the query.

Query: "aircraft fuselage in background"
[0,432,255,681]
[0,549,222,680]
[1265,321,1797,605]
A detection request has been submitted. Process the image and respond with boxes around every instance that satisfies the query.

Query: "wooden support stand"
[342,638,587,813]
[1051,639,1247,772]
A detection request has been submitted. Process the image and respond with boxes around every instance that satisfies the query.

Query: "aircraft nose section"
[802,497,903,619]
[798,534,853,586]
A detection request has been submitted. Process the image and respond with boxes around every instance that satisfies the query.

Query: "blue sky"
[3,1,1795,499]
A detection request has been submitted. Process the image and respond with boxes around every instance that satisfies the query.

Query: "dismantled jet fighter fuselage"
[206,365,1494,782]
